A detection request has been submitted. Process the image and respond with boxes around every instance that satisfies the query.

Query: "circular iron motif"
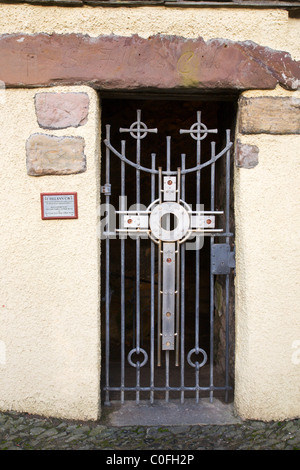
[127,348,148,368]
[149,202,190,242]
[187,348,208,368]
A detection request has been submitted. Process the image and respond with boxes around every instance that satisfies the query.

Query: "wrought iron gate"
[101,109,235,405]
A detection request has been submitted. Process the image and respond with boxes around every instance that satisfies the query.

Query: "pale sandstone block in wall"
[235,139,259,168]
[26,133,86,176]
[239,97,300,134]
[35,92,89,129]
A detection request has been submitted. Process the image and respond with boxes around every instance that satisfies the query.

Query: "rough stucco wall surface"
[0,5,298,60]
[234,88,300,421]
[0,4,299,422]
[0,86,101,420]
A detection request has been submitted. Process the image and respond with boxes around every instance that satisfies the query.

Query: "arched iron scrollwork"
[104,138,232,175]
[103,109,235,406]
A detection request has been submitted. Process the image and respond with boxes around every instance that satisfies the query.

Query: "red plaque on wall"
[41,193,78,220]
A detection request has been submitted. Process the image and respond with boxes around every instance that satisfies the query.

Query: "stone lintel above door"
[0,33,299,91]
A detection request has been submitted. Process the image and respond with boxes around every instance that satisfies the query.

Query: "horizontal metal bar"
[116,229,150,233]
[104,385,232,392]
[190,212,221,216]
[116,210,151,214]
[206,232,234,237]
[117,209,223,215]
[191,211,223,215]
[103,231,234,237]
[179,231,233,241]
[102,231,117,235]
[190,228,223,232]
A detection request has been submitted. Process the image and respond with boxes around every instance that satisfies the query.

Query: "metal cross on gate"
[103,109,234,404]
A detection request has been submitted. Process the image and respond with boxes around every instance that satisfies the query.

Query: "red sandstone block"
[35,92,89,129]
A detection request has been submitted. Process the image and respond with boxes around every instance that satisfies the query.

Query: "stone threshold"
[101,398,242,427]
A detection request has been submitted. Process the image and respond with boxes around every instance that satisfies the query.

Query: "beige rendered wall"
[0,86,101,420]
[0,4,298,60]
[234,87,300,421]
[0,5,299,421]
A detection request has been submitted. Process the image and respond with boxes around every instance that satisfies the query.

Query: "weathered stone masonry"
[35,92,89,130]
[26,91,90,176]
[2,32,299,174]
[0,33,299,91]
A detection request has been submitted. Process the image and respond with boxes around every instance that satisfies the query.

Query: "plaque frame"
[40,192,78,220]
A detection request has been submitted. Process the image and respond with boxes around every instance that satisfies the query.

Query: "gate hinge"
[101,183,111,196]
[211,244,235,275]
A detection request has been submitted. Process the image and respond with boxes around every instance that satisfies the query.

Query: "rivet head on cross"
[119,110,158,140]
[179,111,218,141]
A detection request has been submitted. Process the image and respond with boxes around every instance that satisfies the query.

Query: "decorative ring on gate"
[187,348,208,368]
[188,121,210,141]
[127,348,148,368]
[121,120,149,140]
[149,201,190,242]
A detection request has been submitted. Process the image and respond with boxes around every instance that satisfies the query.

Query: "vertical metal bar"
[136,111,142,207]
[225,130,231,245]
[166,139,171,397]
[136,235,141,404]
[177,167,181,205]
[150,153,156,404]
[159,167,163,205]
[166,136,171,173]
[180,154,186,404]
[225,274,230,403]
[120,140,126,404]
[175,239,180,367]
[195,111,201,403]
[175,167,181,366]
[165,350,170,403]
[105,125,111,406]
[136,183,141,340]
[157,168,163,367]
[225,129,231,402]
[210,141,216,403]
[165,137,171,231]
[135,117,141,405]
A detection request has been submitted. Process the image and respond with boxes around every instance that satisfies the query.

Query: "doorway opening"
[100,95,237,407]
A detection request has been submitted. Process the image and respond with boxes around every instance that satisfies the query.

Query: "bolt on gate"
[101,109,235,405]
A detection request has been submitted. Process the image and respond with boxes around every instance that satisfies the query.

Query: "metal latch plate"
[211,244,235,274]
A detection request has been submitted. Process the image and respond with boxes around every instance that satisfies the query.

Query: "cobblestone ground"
[0,411,299,451]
